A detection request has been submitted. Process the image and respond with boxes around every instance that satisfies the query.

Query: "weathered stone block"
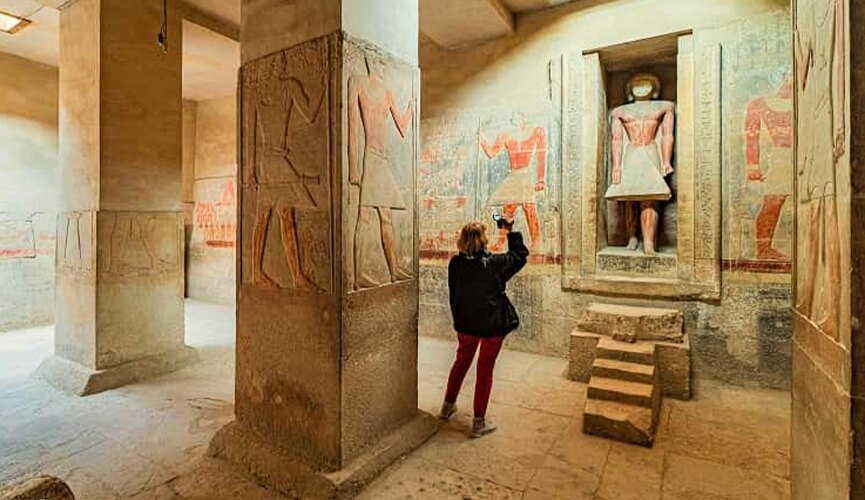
[583,398,655,447]
[34,346,197,396]
[568,329,600,382]
[578,303,684,343]
[0,476,74,500]
[655,334,691,400]
[208,412,437,499]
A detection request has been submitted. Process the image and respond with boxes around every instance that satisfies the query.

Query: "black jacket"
[448,232,529,338]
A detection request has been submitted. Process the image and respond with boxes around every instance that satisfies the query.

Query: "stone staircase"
[572,303,689,447]
[584,337,661,446]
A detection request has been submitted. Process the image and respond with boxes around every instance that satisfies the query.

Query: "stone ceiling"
[0,0,580,99]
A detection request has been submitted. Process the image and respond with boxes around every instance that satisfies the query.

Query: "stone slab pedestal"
[209,412,436,499]
[35,346,197,396]
[569,329,691,400]
[578,302,684,343]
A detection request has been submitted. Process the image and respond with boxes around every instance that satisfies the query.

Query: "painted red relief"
[194,178,237,248]
[480,115,547,252]
[743,76,793,262]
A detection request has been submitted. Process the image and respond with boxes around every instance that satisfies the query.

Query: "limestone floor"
[0,300,790,499]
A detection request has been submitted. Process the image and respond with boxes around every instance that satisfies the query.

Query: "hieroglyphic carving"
[580,52,605,276]
[57,211,94,275]
[0,212,40,259]
[193,178,237,249]
[562,53,583,278]
[100,212,182,277]
[347,45,416,291]
[240,37,332,293]
[794,0,847,341]
[695,45,721,265]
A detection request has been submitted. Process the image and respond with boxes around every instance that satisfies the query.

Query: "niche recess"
[560,32,722,299]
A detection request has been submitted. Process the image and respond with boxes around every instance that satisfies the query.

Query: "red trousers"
[444,333,505,418]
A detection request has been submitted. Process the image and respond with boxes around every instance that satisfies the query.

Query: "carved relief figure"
[794,0,846,340]
[605,73,675,256]
[348,57,414,289]
[480,113,546,252]
[246,49,329,292]
[743,74,793,261]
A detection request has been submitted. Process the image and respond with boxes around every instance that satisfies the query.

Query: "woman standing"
[439,218,529,437]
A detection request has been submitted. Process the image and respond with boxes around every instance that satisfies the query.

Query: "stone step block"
[583,398,656,446]
[587,376,655,408]
[596,337,656,365]
[592,358,656,384]
[578,303,684,343]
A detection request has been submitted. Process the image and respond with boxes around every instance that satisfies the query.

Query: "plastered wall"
[0,52,59,331]
[186,95,237,305]
[418,0,794,389]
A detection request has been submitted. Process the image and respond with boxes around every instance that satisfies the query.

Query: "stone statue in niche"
[605,73,675,256]
[348,56,414,289]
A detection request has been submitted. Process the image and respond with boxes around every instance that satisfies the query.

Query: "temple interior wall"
[185,95,237,305]
[0,52,59,332]
[417,0,794,389]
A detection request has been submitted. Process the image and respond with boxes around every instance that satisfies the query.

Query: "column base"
[34,346,198,396]
[208,411,438,499]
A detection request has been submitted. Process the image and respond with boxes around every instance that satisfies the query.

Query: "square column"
[791,0,865,497]
[208,0,435,496]
[36,0,195,395]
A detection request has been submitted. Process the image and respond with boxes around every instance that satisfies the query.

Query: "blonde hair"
[457,222,488,255]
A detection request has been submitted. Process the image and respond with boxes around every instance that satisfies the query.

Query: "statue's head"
[626,73,662,102]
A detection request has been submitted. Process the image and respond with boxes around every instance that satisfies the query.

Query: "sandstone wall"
[0,53,59,331]
[418,0,793,389]
[187,95,237,305]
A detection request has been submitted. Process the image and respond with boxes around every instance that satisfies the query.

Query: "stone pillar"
[208,0,435,496]
[791,0,865,497]
[36,0,195,396]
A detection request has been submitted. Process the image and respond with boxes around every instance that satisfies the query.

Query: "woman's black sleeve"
[448,258,457,312]
[491,232,529,283]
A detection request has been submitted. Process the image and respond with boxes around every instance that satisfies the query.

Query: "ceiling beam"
[179,1,239,42]
[420,0,515,50]
[32,0,239,42]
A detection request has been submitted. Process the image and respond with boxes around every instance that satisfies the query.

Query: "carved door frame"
[560,34,722,300]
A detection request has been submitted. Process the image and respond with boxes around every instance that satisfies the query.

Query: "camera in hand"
[492,213,514,230]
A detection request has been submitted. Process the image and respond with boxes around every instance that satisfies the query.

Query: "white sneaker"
[439,402,457,420]
[470,417,497,438]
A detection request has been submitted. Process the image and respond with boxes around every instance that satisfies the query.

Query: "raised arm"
[286,76,326,124]
[610,111,624,184]
[480,132,506,160]
[388,90,413,138]
[660,104,675,175]
[744,98,764,180]
[491,231,529,283]
[348,76,362,185]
